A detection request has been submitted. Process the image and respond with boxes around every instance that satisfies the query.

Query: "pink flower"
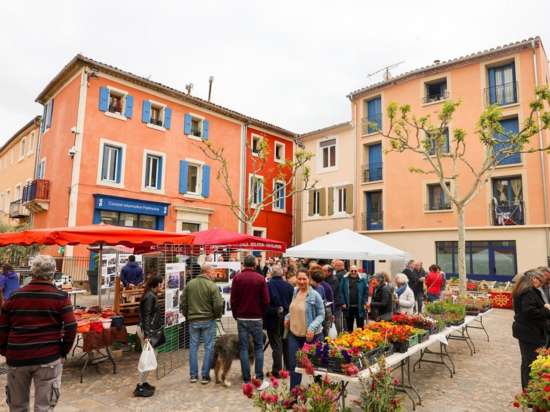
[270,377,279,388]
[252,378,262,388]
[279,369,290,379]
[393,378,400,385]
[260,391,271,403]
[242,383,254,398]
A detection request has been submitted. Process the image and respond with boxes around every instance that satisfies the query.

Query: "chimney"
[208,76,214,102]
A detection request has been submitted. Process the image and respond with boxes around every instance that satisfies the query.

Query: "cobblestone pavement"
[0,309,521,412]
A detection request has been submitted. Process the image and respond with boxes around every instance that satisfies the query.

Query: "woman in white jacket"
[394,273,416,314]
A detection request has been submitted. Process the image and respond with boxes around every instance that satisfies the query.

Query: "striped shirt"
[0,280,77,367]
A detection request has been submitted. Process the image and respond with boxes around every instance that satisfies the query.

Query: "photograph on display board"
[165,263,186,325]
[167,273,180,289]
[211,268,229,283]
[209,262,240,317]
[165,311,179,327]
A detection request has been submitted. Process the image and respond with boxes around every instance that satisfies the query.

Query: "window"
[184,114,209,139]
[28,133,34,155]
[428,128,450,155]
[427,183,451,210]
[19,139,26,160]
[494,117,520,165]
[101,144,123,184]
[311,190,321,215]
[142,100,171,129]
[41,99,54,132]
[251,135,263,155]
[273,181,286,211]
[108,91,124,114]
[487,63,517,105]
[424,79,448,103]
[436,240,517,280]
[320,139,336,169]
[0,193,4,213]
[15,185,21,201]
[366,143,383,181]
[144,153,163,190]
[335,187,347,213]
[249,175,264,206]
[181,222,201,233]
[492,176,524,225]
[99,87,134,118]
[365,97,382,133]
[37,158,46,179]
[274,142,285,163]
[365,191,383,230]
[99,210,157,229]
[187,163,200,194]
[150,105,163,127]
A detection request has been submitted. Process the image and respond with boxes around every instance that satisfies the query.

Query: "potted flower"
[242,370,297,411]
[358,358,402,411]
[513,348,550,412]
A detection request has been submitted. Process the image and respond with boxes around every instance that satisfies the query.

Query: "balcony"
[362,211,383,230]
[491,200,524,226]
[22,179,50,213]
[423,90,449,104]
[9,200,30,219]
[362,162,383,183]
[361,115,382,135]
[485,81,518,106]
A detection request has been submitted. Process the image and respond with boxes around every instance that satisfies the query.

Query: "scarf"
[396,284,407,297]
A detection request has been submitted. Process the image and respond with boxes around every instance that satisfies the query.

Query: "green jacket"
[181,275,224,322]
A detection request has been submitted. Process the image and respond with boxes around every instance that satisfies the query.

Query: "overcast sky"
[1,0,549,144]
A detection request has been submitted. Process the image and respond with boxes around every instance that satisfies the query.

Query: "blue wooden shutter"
[201,164,211,197]
[374,97,382,129]
[124,95,134,118]
[488,68,497,104]
[115,147,122,183]
[46,99,54,129]
[428,185,434,209]
[444,129,450,153]
[179,160,189,194]
[41,104,47,132]
[37,161,43,179]
[164,107,172,129]
[156,156,163,189]
[281,184,286,210]
[101,145,108,180]
[368,143,382,181]
[141,100,151,123]
[184,114,192,135]
[99,87,109,112]
[495,118,520,165]
[202,120,209,140]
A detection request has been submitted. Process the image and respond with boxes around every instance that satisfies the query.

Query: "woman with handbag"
[135,275,164,397]
[425,265,444,302]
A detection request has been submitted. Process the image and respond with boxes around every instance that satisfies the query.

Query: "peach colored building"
[0,116,41,226]
[349,37,550,280]
[295,122,355,244]
[29,55,295,257]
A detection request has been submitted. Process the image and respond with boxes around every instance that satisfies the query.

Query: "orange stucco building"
[28,55,295,257]
[0,116,41,226]
[349,37,550,280]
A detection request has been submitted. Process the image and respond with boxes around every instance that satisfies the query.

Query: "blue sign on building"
[93,194,169,230]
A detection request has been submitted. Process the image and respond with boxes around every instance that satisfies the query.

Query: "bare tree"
[380,86,550,293]
[197,137,316,234]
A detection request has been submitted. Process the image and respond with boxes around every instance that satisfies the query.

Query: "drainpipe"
[532,39,550,262]
[239,122,248,233]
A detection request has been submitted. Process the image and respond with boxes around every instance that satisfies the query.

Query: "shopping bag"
[138,341,158,373]
[328,323,338,339]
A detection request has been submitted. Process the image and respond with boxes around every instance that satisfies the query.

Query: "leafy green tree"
[0,222,41,266]
[380,86,550,293]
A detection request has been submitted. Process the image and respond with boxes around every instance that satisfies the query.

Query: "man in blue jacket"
[340,265,369,331]
[264,265,294,377]
[120,255,144,287]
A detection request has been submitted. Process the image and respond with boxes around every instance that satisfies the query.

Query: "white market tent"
[285,229,409,260]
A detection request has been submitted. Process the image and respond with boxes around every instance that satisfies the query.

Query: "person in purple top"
[309,267,334,337]
[0,264,20,301]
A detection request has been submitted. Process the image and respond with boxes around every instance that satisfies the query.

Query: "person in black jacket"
[135,275,163,397]
[403,260,425,313]
[265,265,294,377]
[512,270,550,389]
[368,273,393,321]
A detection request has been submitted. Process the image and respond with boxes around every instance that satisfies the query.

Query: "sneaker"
[133,384,154,398]
[200,377,211,385]
[190,377,198,383]
[258,378,270,391]
[142,382,156,391]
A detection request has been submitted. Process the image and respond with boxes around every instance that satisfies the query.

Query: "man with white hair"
[0,255,76,411]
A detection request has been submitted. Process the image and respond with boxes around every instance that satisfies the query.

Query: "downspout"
[532,39,550,262]
[239,122,248,233]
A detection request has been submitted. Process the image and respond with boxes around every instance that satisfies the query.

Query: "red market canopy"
[191,228,286,252]
[0,224,194,248]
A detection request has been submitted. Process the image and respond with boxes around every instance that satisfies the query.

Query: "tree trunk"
[456,206,467,295]
[245,221,254,235]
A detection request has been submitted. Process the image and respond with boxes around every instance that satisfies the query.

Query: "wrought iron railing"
[485,81,518,106]
[361,114,382,135]
[362,162,383,183]
[9,200,30,218]
[423,90,449,104]
[362,211,383,230]
[491,200,524,225]
[22,179,50,203]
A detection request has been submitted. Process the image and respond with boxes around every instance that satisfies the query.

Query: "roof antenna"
[185,83,194,95]
[208,76,214,102]
[368,61,405,81]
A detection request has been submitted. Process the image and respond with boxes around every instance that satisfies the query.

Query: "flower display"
[514,348,550,411]
[330,327,384,351]
[366,321,414,343]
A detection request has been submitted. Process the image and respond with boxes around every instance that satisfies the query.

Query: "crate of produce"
[407,334,418,348]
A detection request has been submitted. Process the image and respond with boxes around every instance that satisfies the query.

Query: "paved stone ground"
[0,307,521,412]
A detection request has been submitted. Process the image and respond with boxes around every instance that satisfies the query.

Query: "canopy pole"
[98,244,103,309]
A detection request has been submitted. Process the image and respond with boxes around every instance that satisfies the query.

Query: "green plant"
[358,357,401,411]
[513,348,550,411]
[0,222,42,266]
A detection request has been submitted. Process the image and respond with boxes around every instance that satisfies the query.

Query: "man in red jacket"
[230,255,270,389]
[0,255,76,411]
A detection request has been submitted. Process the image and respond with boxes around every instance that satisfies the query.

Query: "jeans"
[267,317,289,375]
[237,319,264,382]
[322,306,333,337]
[345,306,364,332]
[415,291,424,313]
[427,293,439,302]
[288,332,323,388]
[518,340,541,389]
[333,308,343,334]
[189,320,217,379]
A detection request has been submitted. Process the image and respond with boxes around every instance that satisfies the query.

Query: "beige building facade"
[348,37,550,280]
[0,116,41,226]
[296,122,356,244]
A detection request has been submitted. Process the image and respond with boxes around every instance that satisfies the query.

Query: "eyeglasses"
[350,270,358,273]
